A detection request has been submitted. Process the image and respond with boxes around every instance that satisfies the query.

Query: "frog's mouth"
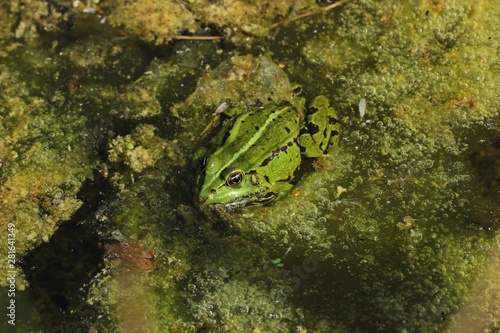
[198,190,276,209]
[223,191,277,208]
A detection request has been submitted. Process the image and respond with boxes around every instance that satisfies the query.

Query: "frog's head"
[194,154,273,208]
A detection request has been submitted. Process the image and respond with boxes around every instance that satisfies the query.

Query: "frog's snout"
[196,187,215,205]
[197,195,207,204]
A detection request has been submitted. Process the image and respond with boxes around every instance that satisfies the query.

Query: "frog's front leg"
[297,95,339,158]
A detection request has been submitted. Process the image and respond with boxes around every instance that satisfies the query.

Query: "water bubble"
[318,188,329,197]
[321,198,331,208]
[364,86,377,96]
[268,312,281,320]
[350,130,360,138]
[232,305,249,314]
[453,161,464,170]
[304,203,318,218]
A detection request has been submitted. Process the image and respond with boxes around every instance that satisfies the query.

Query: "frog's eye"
[227,171,244,188]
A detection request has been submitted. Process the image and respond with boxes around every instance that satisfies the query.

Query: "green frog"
[192,94,340,208]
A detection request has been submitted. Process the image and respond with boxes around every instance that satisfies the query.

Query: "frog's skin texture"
[193,95,340,208]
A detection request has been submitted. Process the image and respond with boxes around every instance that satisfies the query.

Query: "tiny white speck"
[359,98,366,118]
[82,7,96,13]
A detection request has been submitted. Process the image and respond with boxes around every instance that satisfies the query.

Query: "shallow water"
[0,0,499,332]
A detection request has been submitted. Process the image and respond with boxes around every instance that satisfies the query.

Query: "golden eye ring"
[227,171,244,188]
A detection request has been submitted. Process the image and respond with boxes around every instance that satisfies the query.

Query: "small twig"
[272,0,348,29]
[166,35,225,41]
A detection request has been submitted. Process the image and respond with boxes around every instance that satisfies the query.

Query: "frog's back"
[210,104,301,170]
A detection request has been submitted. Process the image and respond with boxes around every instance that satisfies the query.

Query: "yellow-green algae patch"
[300,0,498,135]
[106,0,318,44]
[108,124,167,173]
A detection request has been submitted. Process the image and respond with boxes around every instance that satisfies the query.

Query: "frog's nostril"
[210,189,216,193]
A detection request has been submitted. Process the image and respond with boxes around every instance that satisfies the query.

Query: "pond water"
[0,1,498,332]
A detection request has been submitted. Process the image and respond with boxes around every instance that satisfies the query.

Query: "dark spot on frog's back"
[255,126,260,131]
[307,107,319,114]
[260,143,291,167]
[307,123,320,135]
[284,127,291,133]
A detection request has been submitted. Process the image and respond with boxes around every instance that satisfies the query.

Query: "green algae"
[1,0,499,332]
[0,57,93,289]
